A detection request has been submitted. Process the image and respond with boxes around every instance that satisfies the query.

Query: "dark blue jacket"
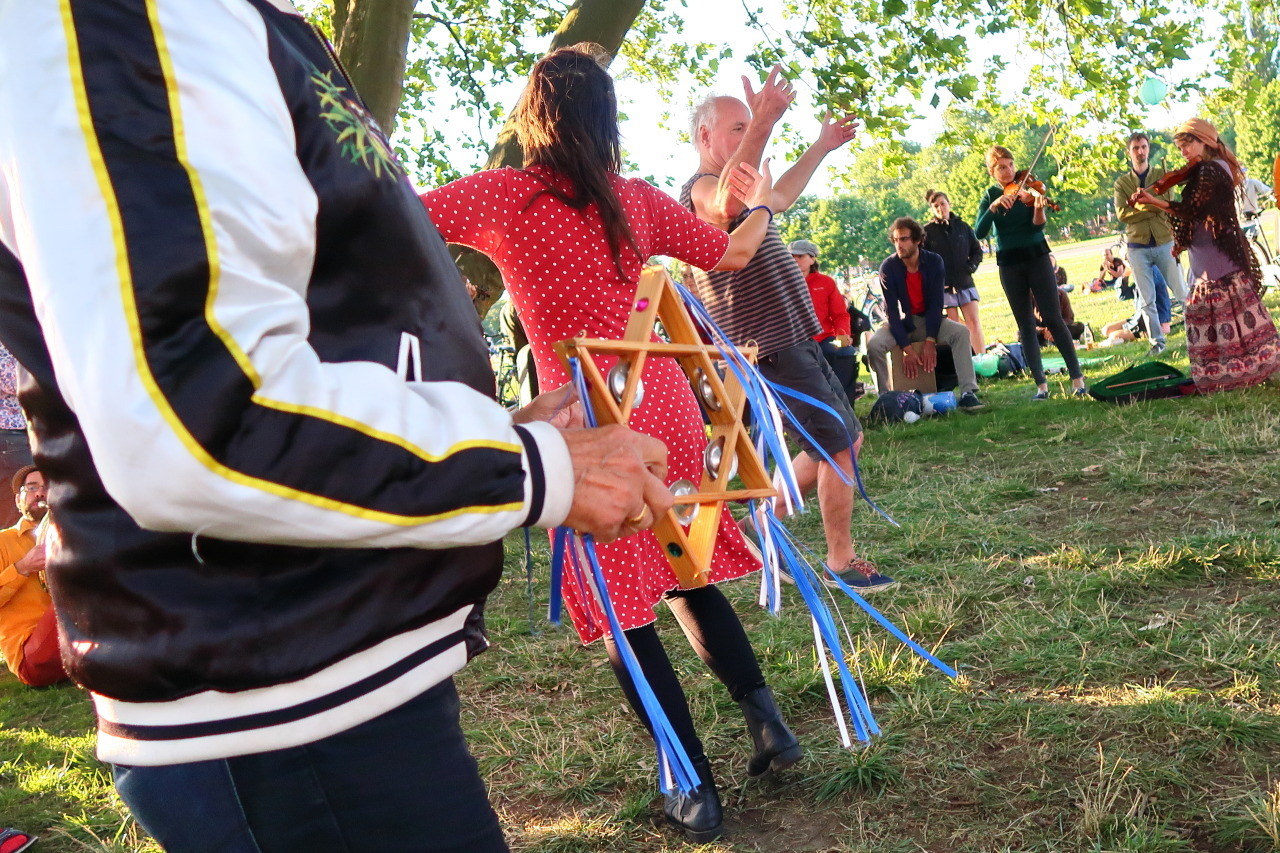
[878,249,947,349]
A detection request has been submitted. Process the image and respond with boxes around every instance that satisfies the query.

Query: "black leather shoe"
[738,686,803,777]
[663,757,724,842]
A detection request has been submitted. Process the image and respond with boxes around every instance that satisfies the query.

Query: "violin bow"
[1016,121,1057,195]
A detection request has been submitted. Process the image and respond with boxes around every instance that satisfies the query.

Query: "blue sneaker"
[1031,389,1049,401]
[827,558,896,592]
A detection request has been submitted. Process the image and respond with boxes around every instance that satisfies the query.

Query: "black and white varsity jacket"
[0,0,572,765]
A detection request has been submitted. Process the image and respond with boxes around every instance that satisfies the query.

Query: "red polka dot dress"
[422,167,762,644]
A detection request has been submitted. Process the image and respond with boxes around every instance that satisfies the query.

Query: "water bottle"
[925,391,957,414]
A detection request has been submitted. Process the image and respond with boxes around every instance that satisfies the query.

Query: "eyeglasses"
[18,484,44,494]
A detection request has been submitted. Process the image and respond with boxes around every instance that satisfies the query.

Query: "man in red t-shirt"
[866,218,984,409]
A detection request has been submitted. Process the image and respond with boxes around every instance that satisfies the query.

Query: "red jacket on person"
[805,271,851,341]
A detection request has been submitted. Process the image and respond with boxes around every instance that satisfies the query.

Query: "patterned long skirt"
[1185,269,1280,393]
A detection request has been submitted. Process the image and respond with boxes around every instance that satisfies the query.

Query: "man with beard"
[866,218,984,409]
[1114,132,1188,356]
[0,465,67,687]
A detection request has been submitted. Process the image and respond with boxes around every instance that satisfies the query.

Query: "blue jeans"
[1152,266,1172,324]
[113,680,507,853]
[1127,243,1187,344]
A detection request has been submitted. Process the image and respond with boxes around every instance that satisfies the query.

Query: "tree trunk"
[332,0,416,134]
[330,0,647,317]
[461,0,647,315]
[483,0,647,170]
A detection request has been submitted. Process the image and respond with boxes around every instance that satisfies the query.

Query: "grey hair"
[689,95,723,150]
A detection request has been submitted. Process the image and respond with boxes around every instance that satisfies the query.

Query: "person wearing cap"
[789,239,852,350]
[0,465,68,687]
[790,239,859,401]
[1132,118,1280,392]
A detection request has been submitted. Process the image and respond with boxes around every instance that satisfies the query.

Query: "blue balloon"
[1139,77,1167,106]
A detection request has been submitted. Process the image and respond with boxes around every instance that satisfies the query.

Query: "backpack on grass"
[868,390,925,424]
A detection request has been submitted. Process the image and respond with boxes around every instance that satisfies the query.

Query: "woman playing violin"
[1132,118,1280,392]
[974,145,1086,399]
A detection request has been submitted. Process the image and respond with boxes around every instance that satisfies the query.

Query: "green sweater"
[1113,166,1174,247]
[973,185,1050,266]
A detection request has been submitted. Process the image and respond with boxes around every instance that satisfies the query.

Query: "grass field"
[972,239,1137,346]
[3,246,1280,852]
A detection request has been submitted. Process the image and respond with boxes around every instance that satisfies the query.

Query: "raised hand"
[742,64,794,126]
[726,158,774,210]
[815,112,858,153]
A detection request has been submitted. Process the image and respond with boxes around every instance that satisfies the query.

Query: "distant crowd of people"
[1,9,1279,852]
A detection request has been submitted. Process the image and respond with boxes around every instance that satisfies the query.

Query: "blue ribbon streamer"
[580,536,699,794]
[767,517,958,680]
[764,381,899,528]
[548,527,566,625]
[673,281,895,525]
[763,513,879,739]
[546,357,698,794]
[673,282,803,504]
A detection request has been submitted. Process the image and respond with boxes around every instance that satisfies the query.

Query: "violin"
[1001,170,1060,211]
[1127,161,1197,207]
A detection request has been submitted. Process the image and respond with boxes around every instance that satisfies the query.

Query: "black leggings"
[1000,253,1083,383]
[602,585,765,761]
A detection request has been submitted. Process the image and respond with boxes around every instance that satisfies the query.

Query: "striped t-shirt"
[680,174,821,357]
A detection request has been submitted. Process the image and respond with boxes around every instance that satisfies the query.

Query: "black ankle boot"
[663,757,724,842]
[738,686,803,777]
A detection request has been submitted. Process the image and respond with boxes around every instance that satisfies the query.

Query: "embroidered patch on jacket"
[311,69,401,180]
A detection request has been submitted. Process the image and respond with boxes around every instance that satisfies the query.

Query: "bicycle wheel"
[1249,231,1280,291]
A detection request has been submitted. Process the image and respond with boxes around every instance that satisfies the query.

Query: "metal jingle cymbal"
[703,436,738,482]
[606,362,644,406]
[669,478,698,526]
[694,368,721,412]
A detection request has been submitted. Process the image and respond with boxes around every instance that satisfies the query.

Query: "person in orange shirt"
[0,465,68,687]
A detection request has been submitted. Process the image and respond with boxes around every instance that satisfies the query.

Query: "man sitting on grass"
[0,465,67,688]
[866,217,985,410]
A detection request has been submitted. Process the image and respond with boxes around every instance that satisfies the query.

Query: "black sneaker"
[1031,389,1049,401]
[957,391,985,411]
[1148,341,1167,357]
[1073,386,1089,397]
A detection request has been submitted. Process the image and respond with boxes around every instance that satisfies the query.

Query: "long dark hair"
[513,43,641,280]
